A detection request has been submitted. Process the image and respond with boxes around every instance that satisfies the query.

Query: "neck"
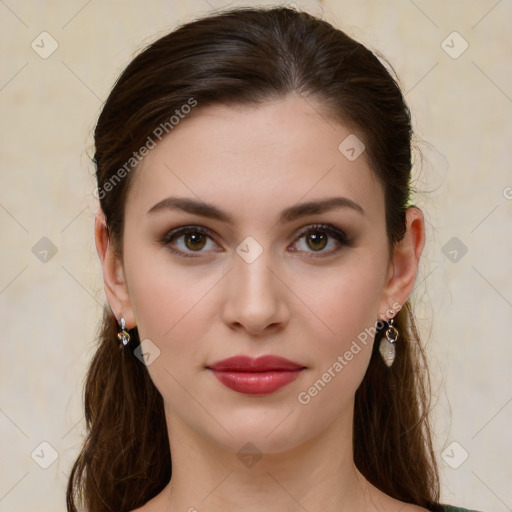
[156,402,376,512]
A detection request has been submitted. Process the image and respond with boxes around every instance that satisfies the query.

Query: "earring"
[117,316,131,349]
[379,317,399,367]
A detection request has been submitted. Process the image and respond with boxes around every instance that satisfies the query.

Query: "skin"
[95,94,426,512]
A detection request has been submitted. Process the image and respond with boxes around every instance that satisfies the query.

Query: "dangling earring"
[379,317,399,367]
[117,316,131,349]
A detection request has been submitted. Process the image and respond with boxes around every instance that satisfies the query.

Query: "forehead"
[126,94,384,224]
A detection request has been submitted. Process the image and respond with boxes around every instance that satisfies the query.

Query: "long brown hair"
[67,6,442,511]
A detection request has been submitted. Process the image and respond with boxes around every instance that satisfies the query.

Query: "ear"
[378,206,425,320]
[94,209,136,329]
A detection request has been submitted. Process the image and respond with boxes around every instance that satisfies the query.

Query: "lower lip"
[209,369,303,395]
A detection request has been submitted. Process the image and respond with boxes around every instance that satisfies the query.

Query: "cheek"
[124,246,222,414]
[124,243,224,362]
[295,256,386,402]
[301,255,387,349]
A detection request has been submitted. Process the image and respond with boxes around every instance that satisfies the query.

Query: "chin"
[198,409,322,457]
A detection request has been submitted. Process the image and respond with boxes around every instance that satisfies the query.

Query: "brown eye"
[161,223,351,259]
[291,224,351,257]
[161,226,220,258]
[183,232,207,251]
[305,231,328,251]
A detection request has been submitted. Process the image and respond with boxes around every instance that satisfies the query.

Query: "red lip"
[207,355,306,395]
[208,355,304,372]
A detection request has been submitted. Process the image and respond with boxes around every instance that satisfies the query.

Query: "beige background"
[1,0,511,510]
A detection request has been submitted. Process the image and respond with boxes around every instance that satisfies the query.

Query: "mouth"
[206,355,306,395]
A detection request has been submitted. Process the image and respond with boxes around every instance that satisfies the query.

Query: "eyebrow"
[147,196,365,223]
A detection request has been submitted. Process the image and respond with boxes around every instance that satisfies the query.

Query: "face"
[107,94,404,454]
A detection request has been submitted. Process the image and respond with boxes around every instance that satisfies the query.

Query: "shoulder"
[442,505,485,512]
[390,503,484,512]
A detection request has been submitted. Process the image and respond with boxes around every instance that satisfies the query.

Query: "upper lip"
[207,355,305,372]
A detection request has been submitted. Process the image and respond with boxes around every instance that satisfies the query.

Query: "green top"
[442,506,483,512]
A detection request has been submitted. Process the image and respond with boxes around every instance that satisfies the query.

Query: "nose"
[221,247,289,337]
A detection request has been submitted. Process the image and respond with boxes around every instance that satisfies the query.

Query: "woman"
[66,6,482,512]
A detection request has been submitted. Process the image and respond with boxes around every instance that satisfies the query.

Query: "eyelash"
[160,223,352,259]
